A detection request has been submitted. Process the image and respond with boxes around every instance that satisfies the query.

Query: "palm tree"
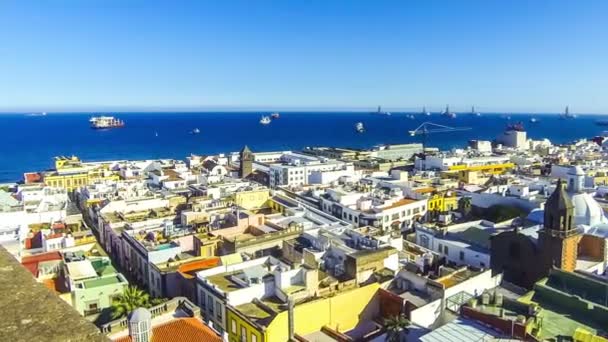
[384,314,410,342]
[458,196,472,218]
[111,286,150,319]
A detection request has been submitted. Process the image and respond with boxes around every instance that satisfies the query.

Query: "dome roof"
[570,192,608,226]
[129,307,152,322]
[568,165,585,176]
[526,208,544,224]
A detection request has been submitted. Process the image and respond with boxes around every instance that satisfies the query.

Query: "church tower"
[539,179,581,272]
[240,145,253,179]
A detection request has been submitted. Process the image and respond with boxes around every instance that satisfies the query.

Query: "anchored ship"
[271,112,280,119]
[375,106,391,116]
[470,106,481,117]
[90,116,125,129]
[560,106,576,119]
[441,105,456,118]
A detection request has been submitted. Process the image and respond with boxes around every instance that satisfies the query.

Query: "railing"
[99,297,199,334]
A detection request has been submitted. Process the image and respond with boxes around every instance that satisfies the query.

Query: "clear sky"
[1,0,607,113]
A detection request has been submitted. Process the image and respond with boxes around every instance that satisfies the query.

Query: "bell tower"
[240,145,253,179]
[539,179,581,272]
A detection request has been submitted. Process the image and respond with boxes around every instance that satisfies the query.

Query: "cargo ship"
[90,116,125,129]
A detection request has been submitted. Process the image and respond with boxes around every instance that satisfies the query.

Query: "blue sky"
[1,1,607,113]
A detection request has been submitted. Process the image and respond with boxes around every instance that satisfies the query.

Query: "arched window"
[420,235,429,248]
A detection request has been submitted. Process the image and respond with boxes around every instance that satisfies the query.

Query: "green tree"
[111,286,150,319]
[458,196,472,218]
[384,314,410,342]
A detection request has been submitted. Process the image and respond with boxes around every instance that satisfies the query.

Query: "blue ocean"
[1,112,606,183]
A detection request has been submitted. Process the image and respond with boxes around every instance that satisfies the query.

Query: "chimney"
[288,297,295,341]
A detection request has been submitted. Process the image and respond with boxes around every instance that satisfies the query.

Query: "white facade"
[269,154,353,188]
[416,154,511,171]
[497,130,527,150]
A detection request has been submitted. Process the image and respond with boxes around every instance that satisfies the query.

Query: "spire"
[241,145,252,154]
[543,179,574,232]
[546,179,573,211]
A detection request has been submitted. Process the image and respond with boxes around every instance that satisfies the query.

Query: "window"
[480,262,486,268]
[241,327,247,342]
[354,217,358,223]
[444,245,449,255]
[459,251,465,261]
[216,302,222,320]
[200,291,206,308]
[208,295,214,314]
[420,235,429,248]
[231,319,237,334]
[251,333,257,342]
[438,243,443,253]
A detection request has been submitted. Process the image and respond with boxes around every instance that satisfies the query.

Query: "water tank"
[128,308,152,342]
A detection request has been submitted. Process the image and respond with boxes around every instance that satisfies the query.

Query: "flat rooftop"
[82,275,125,289]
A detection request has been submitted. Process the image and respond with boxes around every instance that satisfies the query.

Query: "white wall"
[410,299,442,328]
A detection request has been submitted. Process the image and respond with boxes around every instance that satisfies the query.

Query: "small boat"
[406,114,415,119]
[271,112,280,119]
[260,116,271,125]
[155,131,159,137]
[355,122,365,133]
[190,128,200,134]
[529,117,539,123]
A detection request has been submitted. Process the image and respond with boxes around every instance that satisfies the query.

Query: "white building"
[497,128,527,150]
[415,153,511,171]
[317,182,427,231]
[268,153,354,188]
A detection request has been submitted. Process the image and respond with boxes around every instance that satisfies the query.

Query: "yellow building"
[448,162,515,175]
[233,189,270,210]
[226,282,380,342]
[427,191,458,213]
[43,156,120,191]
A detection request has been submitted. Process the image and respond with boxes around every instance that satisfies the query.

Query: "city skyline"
[1,1,607,113]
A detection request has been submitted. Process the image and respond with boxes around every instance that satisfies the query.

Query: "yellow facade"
[448,162,515,174]
[428,193,458,212]
[226,308,265,342]
[44,156,120,191]
[234,190,270,210]
[227,282,380,342]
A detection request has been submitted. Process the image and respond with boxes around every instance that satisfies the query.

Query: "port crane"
[408,121,472,149]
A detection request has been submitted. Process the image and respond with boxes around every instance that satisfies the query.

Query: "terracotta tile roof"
[178,257,221,277]
[114,318,221,342]
[21,251,62,276]
[382,198,417,211]
[414,187,436,194]
[24,172,42,184]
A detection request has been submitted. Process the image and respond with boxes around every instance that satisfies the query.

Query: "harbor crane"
[408,121,472,149]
